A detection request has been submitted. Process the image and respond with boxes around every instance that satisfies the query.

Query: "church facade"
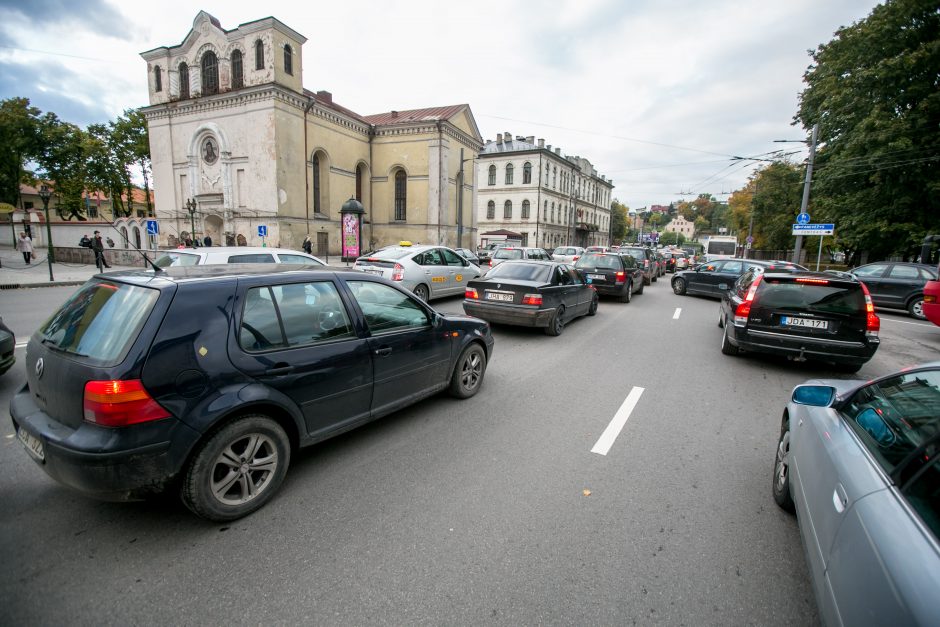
[140,12,482,254]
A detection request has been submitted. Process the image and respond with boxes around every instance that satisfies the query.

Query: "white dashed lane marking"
[673,308,681,319]
[591,386,645,456]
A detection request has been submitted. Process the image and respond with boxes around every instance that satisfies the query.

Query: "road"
[1,280,937,625]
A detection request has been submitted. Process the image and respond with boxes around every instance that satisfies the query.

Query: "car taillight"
[734,275,763,326]
[392,263,404,281]
[522,293,542,306]
[861,283,880,337]
[643,260,649,268]
[925,294,936,304]
[465,287,479,300]
[489,259,493,267]
[83,379,171,427]
[572,256,579,262]
[796,277,829,285]
[615,271,625,283]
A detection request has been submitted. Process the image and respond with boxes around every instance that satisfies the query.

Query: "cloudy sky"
[0,0,880,210]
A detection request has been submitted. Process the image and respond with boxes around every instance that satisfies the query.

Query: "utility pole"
[793,123,818,265]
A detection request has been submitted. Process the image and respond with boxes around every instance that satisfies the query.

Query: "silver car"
[487,246,552,271]
[154,246,326,267]
[552,246,585,264]
[773,362,940,626]
[353,244,481,301]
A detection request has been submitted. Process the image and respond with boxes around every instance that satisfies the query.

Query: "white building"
[665,215,694,238]
[475,133,614,249]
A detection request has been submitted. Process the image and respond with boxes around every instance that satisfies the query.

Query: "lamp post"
[38,184,54,281]
[185,198,197,246]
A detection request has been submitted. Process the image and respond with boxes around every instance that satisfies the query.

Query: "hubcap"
[774,431,790,491]
[460,352,482,390]
[913,300,924,318]
[211,433,279,505]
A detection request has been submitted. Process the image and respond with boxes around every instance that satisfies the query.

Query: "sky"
[0,0,882,211]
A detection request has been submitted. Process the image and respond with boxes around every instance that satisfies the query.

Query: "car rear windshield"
[367,247,413,261]
[486,262,551,282]
[154,251,201,268]
[575,254,621,270]
[493,248,524,260]
[618,248,645,261]
[757,279,865,314]
[37,280,160,366]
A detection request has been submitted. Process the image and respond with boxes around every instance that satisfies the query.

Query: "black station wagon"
[11,265,494,521]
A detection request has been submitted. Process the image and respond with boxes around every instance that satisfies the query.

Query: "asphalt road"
[1,278,937,625]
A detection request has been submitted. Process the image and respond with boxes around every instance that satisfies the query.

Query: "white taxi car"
[353,242,482,301]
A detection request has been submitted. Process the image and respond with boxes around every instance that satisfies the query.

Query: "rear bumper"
[591,282,629,297]
[728,326,879,364]
[9,385,200,500]
[463,300,553,327]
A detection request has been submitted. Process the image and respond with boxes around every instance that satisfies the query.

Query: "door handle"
[374,347,392,357]
[832,484,848,513]
[265,364,294,376]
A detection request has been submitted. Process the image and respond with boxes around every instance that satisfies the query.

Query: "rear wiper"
[40,338,88,357]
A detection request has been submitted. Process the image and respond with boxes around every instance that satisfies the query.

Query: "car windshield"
[486,262,552,282]
[154,251,201,268]
[757,279,865,314]
[553,247,572,255]
[493,248,524,260]
[575,253,620,270]
[37,279,159,366]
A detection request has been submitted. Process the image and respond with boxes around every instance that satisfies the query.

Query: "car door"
[346,280,453,417]
[850,263,890,304]
[550,264,582,318]
[708,260,743,295]
[687,260,722,294]
[440,247,472,296]
[414,248,448,298]
[230,278,373,438]
[564,264,592,313]
[878,264,925,307]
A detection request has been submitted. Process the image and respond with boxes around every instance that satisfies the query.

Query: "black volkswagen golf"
[11,265,494,521]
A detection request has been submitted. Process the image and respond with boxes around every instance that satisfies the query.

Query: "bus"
[703,235,739,262]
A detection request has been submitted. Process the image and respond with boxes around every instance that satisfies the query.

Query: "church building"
[140,11,482,255]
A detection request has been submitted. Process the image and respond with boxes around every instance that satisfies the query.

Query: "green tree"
[610,200,629,242]
[111,109,152,216]
[36,113,89,220]
[0,98,43,207]
[796,0,940,261]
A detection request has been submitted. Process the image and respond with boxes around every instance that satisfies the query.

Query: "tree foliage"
[729,162,804,250]
[0,98,43,206]
[610,199,629,242]
[796,0,940,261]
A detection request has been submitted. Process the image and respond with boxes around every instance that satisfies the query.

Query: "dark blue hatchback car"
[11,265,493,521]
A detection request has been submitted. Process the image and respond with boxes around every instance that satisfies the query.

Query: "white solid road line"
[673,308,681,319]
[591,386,645,456]
[879,317,936,328]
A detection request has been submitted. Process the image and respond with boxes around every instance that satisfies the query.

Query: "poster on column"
[342,213,360,259]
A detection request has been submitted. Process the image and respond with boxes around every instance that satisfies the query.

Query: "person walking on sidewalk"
[302,234,312,254]
[91,231,111,271]
[17,232,33,264]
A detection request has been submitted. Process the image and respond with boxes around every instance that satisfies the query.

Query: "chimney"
[391,110,399,119]
[546,144,552,151]
[316,90,332,104]
[503,132,512,143]
[538,138,545,148]
[555,148,561,155]
[496,134,503,145]
[526,136,535,144]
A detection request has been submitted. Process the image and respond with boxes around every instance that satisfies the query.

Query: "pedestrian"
[17,232,33,264]
[79,234,92,248]
[204,234,212,247]
[302,234,312,254]
[91,230,111,271]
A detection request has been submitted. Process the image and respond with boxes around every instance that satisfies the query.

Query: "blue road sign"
[797,213,810,225]
[146,219,159,235]
[258,225,268,237]
[791,223,834,236]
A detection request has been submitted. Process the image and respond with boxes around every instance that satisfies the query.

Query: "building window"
[523,162,532,184]
[551,202,555,223]
[487,201,495,219]
[394,170,407,221]
[521,233,528,246]
[503,200,512,219]
[543,200,548,220]
[255,39,264,70]
[178,62,190,99]
[553,166,557,189]
[545,162,550,185]
[313,154,322,214]
[355,165,363,201]
[505,163,514,185]
[522,200,530,219]
[154,66,162,92]
[201,51,219,95]
[231,50,244,88]
[283,44,293,75]
[488,165,496,186]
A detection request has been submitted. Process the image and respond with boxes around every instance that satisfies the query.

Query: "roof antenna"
[106,223,165,274]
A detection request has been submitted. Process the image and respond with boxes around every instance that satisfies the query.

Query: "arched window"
[255,39,264,70]
[178,62,190,99]
[201,51,219,95]
[522,200,530,219]
[487,201,495,220]
[505,163,514,185]
[394,170,407,221]
[283,44,293,75]
[545,162,550,185]
[551,202,555,223]
[231,50,244,88]
[355,164,363,201]
[154,66,162,92]
[313,154,322,214]
[553,167,557,189]
[488,165,496,186]
[503,200,512,219]
[523,162,532,184]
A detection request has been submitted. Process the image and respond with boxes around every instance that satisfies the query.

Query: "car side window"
[239,282,354,351]
[228,253,276,263]
[920,267,938,280]
[887,265,920,279]
[556,267,573,285]
[278,254,324,265]
[439,248,465,266]
[852,264,888,278]
[566,266,583,285]
[347,281,430,334]
[414,250,443,266]
[240,287,284,350]
[723,261,743,273]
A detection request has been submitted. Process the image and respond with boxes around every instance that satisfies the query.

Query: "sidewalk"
[0,245,140,289]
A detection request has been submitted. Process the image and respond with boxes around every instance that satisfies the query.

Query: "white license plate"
[781,316,828,329]
[486,292,514,302]
[587,274,605,281]
[17,427,44,461]
[364,269,383,276]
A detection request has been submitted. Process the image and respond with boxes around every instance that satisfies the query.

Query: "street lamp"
[38,184,54,281]
[185,198,197,246]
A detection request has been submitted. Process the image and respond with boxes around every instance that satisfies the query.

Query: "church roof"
[363,105,470,126]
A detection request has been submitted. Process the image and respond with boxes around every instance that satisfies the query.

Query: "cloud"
[0,58,115,126]
[0,0,129,40]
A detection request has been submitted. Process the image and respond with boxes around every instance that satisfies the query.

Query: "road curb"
[1,280,86,290]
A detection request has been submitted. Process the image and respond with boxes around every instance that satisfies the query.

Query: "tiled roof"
[363,104,468,126]
[304,89,371,125]
[20,183,153,204]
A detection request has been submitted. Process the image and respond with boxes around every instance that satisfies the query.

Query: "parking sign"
[258,225,268,237]
[146,220,159,235]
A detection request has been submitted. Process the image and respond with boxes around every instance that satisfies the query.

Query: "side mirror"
[791,385,835,407]
[855,408,896,447]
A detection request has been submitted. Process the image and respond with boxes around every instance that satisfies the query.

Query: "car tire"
[620,282,632,303]
[448,343,486,399]
[717,308,724,328]
[908,296,926,320]
[672,278,687,295]
[720,324,739,356]
[545,305,565,336]
[644,275,651,286]
[413,284,430,302]
[772,415,795,513]
[587,292,598,316]
[181,415,291,522]
[635,279,644,295]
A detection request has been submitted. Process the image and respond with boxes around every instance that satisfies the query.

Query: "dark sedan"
[464,260,597,336]
[0,316,15,376]
[850,261,937,319]
[672,258,805,298]
[574,252,644,302]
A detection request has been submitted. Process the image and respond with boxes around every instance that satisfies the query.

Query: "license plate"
[365,269,383,276]
[486,292,514,302]
[781,316,828,329]
[17,427,44,461]
[587,274,605,281]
